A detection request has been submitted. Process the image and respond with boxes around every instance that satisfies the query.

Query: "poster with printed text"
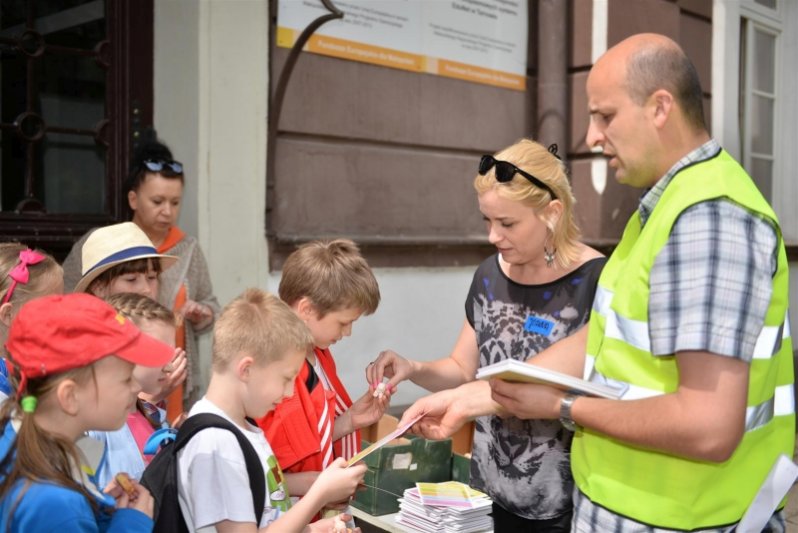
[277,0,528,91]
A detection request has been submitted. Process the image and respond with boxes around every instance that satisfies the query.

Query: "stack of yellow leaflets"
[396,481,493,532]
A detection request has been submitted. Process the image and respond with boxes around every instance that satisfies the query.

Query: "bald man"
[400,34,793,532]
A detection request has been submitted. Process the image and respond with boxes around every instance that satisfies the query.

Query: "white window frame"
[713,0,798,244]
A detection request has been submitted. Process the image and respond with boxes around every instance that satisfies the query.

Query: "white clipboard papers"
[475,359,625,399]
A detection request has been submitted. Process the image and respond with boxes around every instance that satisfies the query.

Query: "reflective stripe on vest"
[572,149,795,530]
[592,285,789,360]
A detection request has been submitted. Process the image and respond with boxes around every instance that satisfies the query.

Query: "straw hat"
[75,222,178,293]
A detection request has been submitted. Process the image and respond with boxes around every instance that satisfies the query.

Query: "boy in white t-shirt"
[177,288,367,532]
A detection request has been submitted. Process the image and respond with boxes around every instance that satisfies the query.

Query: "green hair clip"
[21,395,37,413]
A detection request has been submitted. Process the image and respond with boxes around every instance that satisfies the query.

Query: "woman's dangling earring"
[544,231,556,268]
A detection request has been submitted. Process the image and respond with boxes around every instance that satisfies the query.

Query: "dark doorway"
[0,0,153,259]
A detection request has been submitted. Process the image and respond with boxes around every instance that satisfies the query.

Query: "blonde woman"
[367,139,605,531]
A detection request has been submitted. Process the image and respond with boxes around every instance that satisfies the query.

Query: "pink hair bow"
[2,249,46,305]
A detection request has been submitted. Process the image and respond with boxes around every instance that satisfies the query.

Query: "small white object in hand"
[332,515,349,532]
[373,382,387,398]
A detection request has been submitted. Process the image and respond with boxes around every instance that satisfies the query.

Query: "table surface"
[350,507,406,533]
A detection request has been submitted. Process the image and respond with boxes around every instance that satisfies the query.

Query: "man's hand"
[489,378,563,421]
[399,388,469,440]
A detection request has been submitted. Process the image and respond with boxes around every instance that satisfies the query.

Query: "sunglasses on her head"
[478,155,558,200]
[143,159,184,176]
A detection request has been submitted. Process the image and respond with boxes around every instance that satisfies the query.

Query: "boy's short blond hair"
[213,288,313,371]
[278,239,380,318]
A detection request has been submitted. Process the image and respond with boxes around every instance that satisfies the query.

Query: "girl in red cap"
[0,293,174,532]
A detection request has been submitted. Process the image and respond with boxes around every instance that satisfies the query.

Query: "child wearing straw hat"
[74,223,189,488]
[74,222,184,401]
[76,222,186,407]
[75,221,177,297]
[74,222,187,415]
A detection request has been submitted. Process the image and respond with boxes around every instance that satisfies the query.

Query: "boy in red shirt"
[259,239,390,492]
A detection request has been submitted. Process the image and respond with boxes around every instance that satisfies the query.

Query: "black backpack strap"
[175,413,267,526]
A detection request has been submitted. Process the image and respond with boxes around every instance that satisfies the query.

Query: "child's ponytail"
[0,365,104,519]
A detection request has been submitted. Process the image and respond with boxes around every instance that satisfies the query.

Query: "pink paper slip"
[346,413,424,467]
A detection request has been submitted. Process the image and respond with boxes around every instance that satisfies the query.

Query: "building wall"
[153,0,796,404]
[153,0,477,401]
[267,4,536,271]
[568,0,713,245]
[154,0,271,388]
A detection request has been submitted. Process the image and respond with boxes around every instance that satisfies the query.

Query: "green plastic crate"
[450,453,471,485]
[352,435,452,516]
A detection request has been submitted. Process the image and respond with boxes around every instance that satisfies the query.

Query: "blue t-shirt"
[0,421,152,532]
[0,359,10,398]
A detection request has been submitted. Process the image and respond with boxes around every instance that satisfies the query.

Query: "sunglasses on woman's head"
[143,159,184,176]
[478,155,558,200]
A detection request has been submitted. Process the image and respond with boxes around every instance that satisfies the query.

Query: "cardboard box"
[450,451,471,485]
[451,420,474,455]
[352,415,453,515]
[360,414,402,444]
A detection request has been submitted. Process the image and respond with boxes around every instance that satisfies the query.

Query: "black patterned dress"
[465,254,606,520]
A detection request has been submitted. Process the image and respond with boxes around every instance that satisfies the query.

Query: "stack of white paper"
[396,482,493,533]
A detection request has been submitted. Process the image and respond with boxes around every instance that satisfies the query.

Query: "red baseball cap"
[5,293,174,381]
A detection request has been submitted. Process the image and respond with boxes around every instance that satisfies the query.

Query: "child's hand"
[311,458,366,506]
[149,347,188,405]
[322,497,350,511]
[348,387,391,431]
[105,473,155,518]
[307,513,360,532]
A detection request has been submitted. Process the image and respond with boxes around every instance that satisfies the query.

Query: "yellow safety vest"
[572,149,794,529]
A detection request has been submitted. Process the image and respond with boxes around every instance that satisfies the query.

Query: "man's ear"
[56,379,81,416]
[651,89,674,128]
[0,302,13,327]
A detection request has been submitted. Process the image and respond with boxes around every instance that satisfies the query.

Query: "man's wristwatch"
[559,393,579,431]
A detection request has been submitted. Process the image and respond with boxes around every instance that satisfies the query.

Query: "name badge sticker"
[524,315,554,336]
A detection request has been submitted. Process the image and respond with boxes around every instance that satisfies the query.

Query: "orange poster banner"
[436,58,526,91]
[305,34,424,73]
